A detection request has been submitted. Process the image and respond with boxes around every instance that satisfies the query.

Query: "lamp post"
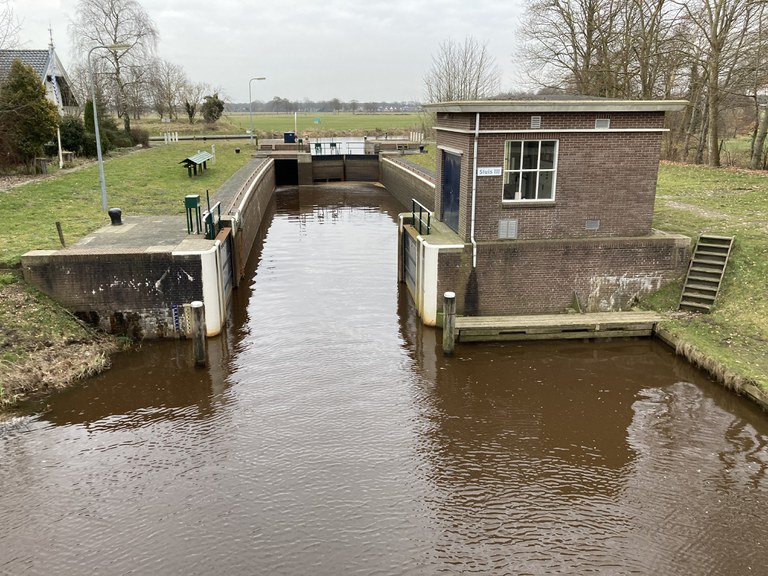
[248,76,266,145]
[87,43,130,211]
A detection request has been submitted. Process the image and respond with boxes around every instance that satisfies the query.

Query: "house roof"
[0,49,51,83]
[423,99,688,114]
[0,48,79,109]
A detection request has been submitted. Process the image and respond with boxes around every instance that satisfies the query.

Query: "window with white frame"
[502,140,558,201]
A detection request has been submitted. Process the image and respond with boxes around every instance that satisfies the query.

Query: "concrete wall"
[223,158,276,282]
[379,156,436,211]
[22,160,279,340]
[21,248,204,339]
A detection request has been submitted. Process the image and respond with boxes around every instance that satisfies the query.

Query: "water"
[2,183,768,575]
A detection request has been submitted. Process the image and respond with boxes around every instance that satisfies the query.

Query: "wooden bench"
[180,151,213,177]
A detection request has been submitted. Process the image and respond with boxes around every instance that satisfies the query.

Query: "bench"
[180,151,213,177]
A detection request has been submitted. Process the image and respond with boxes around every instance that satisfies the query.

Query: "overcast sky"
[13,0,529,103]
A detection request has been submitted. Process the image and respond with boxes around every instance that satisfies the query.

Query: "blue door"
[441,151,460,233]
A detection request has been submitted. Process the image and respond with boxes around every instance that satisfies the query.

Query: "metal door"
[441,151,460,233]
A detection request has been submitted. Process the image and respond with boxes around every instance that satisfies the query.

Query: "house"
[0,45,79,114]
[399,98,691,325]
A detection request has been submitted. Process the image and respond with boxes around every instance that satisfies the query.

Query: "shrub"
[130,127,150,148]
[59,115,86,155]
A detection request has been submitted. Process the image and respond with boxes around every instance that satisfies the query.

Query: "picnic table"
[180,151,213,177]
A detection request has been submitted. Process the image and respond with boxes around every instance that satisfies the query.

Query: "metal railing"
[202,190,222,240]
[411,199,432,235]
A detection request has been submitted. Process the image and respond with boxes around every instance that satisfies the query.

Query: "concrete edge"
[654,324,768,411]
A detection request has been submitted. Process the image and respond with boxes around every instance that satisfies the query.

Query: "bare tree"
[70,0,158,134]
[149,58,186,120]
[746,4,768,169]
[675,0,761,167]
[180,80,206,124]
[0,0,20,50]
[424,36,500,102]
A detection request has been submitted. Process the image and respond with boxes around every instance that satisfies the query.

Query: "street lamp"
[87,43,130,211]
[249,76,266,145]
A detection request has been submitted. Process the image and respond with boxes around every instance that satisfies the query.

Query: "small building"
[400,98,691,324]
[0,45,79,114]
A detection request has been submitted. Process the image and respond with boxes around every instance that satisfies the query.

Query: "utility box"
[185,194,202,234]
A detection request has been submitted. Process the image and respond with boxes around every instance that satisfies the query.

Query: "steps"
[679,235,734,313]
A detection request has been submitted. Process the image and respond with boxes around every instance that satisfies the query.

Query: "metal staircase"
[679,235,734,313]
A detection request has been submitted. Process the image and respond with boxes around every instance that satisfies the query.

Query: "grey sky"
[13,0,528,103]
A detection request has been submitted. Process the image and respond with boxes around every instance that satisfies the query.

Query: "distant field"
[134,112,425,138]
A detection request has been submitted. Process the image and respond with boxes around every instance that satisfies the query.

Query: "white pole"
[56,126,64,169]
[248,76,266,146]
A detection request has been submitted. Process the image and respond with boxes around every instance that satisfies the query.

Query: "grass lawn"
[134,112,425,138]
[0,141,253,268]
[646,162,768,389]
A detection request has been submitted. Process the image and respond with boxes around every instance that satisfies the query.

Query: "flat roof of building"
[423,99,688,113]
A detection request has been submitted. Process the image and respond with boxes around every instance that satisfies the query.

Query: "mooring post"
[191,300,207,367]
[443,291,456,355]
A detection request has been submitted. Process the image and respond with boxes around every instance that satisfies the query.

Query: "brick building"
[399,99,691,325]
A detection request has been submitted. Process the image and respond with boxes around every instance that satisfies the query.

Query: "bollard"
[191,300,207,367]
[108,207,122,225]
[442,291,456,355]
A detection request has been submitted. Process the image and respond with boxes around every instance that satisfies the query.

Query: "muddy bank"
[0,279,122,411]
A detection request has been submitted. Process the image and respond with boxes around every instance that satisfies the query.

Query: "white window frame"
[502,139,559,202]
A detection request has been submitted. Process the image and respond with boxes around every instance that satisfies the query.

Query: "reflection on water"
[2,183,768,575]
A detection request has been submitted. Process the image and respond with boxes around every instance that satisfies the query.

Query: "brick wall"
[434,110,667,242]
[436,235,690,316]
[380,157,436,211]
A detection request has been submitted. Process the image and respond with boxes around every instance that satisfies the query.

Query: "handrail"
[203,201,222,240]
[411,198,432,235]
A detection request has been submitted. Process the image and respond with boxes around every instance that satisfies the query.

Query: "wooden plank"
[459,329,653,342]
[453,312,661,343]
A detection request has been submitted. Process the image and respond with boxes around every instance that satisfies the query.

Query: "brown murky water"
[2,184,768,575]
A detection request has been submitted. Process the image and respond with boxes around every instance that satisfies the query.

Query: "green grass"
[401,144,437,172]
[134,112,424,138]
[648,162,768,388]
[0,141,253,268]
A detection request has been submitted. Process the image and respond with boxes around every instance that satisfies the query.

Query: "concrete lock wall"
[223,158,277,282]
[21,249,205,339]
[21,160,279,340]
[379,157,436,211]
[21,143,691,338]
[424,235,690,322]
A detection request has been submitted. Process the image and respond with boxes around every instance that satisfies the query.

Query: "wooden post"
[191,300,207,367]
[443,291,456,355]
[55,221,66,247]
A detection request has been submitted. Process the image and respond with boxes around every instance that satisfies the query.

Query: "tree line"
[0,0,231,169]
[423,2,768,169]
[519,0,768,169]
